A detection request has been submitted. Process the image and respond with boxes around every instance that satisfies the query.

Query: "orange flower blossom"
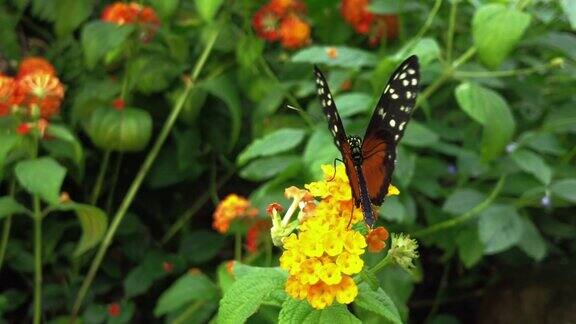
[212,194,258,234]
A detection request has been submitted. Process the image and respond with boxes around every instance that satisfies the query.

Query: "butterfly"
[313,55,420,227]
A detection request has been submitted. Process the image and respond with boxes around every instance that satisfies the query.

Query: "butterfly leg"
[327,158,343,182]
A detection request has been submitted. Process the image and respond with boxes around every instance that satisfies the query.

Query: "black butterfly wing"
[361,55,420,205]
[313,66,361,206]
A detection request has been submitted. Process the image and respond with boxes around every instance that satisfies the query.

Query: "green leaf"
[237,128,306,165]
[442,189,486,215]
[124,252,167,298]
[354,283,402,324]
[155,271,218,316]
[201,74,242,151]
[398,37,441,66]
[292,46,378,68]
[55,202,108,256]
[0,133,19,178]
[472,4,531,68]
[510,149,552,185]
[240,155,301,181]
[402,121,439,147]
[195,0,224,22]
[550,178,576,203]
[456,226,484,268]
[128,56,183,94]
[455,83,515,160]
[0,10,20,59]
[150,0,180,19]
[179,230,226,264]
[15,158,66,205]
[561,0,576,30]
[236,36,265,68]
[80,21,134,69]
[303,126,340,179]
[0,197,29,219]
[278,299,361,324]
[44,124,84,168]
[517,217,547,261]
[55,0,92,36]
[334,93,372,118]
[478,204,523,255]
[218,267,287,324]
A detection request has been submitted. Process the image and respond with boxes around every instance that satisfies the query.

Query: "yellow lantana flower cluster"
[279,164,367,309]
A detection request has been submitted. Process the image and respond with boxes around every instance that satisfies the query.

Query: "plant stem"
[0,179,16,272]
[70,26,221,320]
[105,153,123,214]
[446,0,458,63]
[367,253,392,276]
[160,168,235,245]
[235,232,242,261]
[454,62,553,78]
[413,175,506,238]
[90,150,111,205]
[32,196,42,324]
[172,300,206,324]
[403,0,442,55]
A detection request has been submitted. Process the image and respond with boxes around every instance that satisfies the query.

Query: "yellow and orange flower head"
[17,57,56,79]
[279,14,310,49]
[340,0,399,45]
[252,0,310,49]
[14,72,65,119]
[0,75,17,117]
[101,2,160,40]
[212,194,258,234]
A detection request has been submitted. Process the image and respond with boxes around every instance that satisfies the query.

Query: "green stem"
[413,175,506,238]
[90,150,111,205]
[367,253,392,276]
[70,26,221,320]
[160,168,235,245]
[105,153,123,214]
[32,196,42,324]
[235,232,242,261]
[0,179,16,272]
[454,62,553,78]
[403,0,442,55]
[446,0,457,63]
[172,300,206,324]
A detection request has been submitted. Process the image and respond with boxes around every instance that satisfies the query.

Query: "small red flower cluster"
[0,57,65,121]
[252,0,311,49]
[101,2,160,41]
[341,0,399,46]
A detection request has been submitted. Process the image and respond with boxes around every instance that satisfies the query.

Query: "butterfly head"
[347,135,363,165]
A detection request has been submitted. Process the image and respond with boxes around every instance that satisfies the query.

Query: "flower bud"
[389,233,419,270]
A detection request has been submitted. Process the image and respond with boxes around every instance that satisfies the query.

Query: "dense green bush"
[0,0,574,323]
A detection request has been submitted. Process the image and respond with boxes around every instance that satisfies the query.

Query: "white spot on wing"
[378,108,386,118]
[399,122,406,130]
[333,125,338,132]
[389,119,396,127]
[385,85,390,93]
[406,91,412,99]
[394,134,399,141]
[391,93,399,99]
[411,78,418,86]
[389,88,395,93]
[327,99,332,106]
[399,72,406,79]
[407,69,416,75]
[402,80,409,86]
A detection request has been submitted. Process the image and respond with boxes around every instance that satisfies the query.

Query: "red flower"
[107,303,121,317]
[269,0,306,15]
[252,4,282,41]
[101,2,160,40]
[246,220,272,253]
[17,57,56,79]
[16,123,31,135]
[212,194,258,234]
[163,261,174,273]
[266,202,283,216]
[13,73,65,119]
[341,79,352,91]
[366,226,390,253]
[279,14,311,49]
[0,75,17,116]
[112,98,125,110]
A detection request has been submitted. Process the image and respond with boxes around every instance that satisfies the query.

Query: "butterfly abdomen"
[353,164,375,227]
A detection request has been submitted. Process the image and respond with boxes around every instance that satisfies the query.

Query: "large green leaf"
[456,226,484,268]
[218,266,286,324]
[154,271,218,316]
[240,155,301,181]
[354,283,402,324]
[442,189,486,215]
[455,83,515,160]
[292,46,378,68]
[334,93,373,118]
[0,197,29,219]
[0,133,19,178]
[510,149,552,185]
[55,202,108,256]
[561,0,576,30]
[472,4,531,68]
[550,178,576,203]
[237,128,306,165]
[195,0,224,22]
[55,0,93,36]
[80,21,134,69]
[402,121,439,147]
[278,299,361,324]
[201,74,242,151]
[43,124,84,169]
[517,217,547,261]
[478,204,523,254]
[15,158,66,205]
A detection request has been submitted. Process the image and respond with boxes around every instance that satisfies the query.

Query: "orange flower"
[212,194,258,234]
[162,261,174,273]
[341,0,399,45]
[326,47,338,59]
[366,226,389,253]
[267,202,284,216]
[16,123,31,135]
[14,73,65,119]
[0,75,17,116]
[112,98,125,110]
[252,4,282,41]
[17,57,56,79]
[279,14,310,49]
[269,0,306,15]
[102,2,138,25]
[246,220,272,253]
